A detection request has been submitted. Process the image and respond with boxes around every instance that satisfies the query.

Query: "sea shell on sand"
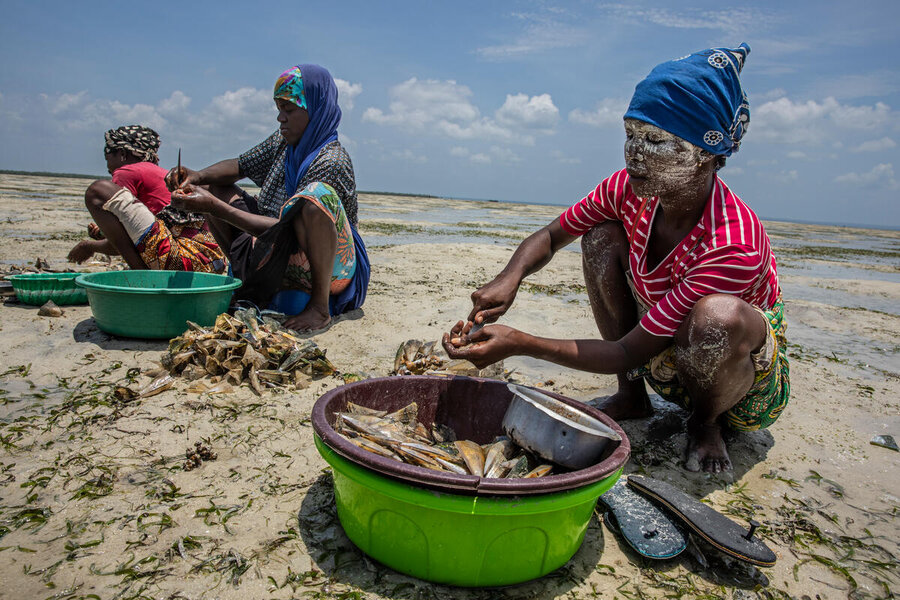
[38,300,64,317]
[161,308,336,394]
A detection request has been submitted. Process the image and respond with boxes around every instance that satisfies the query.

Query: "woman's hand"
[442,320,522,369]
[165,165,201,191]
[467,273,520,324]
[68,240,97,264]
[87,222,104,240]
[170,184,219,213]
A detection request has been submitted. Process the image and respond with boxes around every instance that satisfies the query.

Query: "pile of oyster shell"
[161,308,336,394]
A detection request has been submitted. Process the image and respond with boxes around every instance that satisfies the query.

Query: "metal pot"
[502,383,621,470]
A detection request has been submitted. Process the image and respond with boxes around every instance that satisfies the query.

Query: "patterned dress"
[238,132,358,225]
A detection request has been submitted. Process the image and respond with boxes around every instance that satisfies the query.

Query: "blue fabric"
[268,224,369,317]
[329,224,369,315]
[282,64,342,197]
[624,44,750,156]
[268,289,312,315]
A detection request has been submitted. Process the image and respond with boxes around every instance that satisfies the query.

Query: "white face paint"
[624,118,711,200]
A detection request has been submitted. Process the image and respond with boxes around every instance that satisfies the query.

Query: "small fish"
[523,464,553,478]
[871,434,899,452]
[346,402,387,417]
[504,454,531,479]
[434,456,468,475]
[248,369,263,395]
[384,403,418,425]
[483,440,515,475]
[349,436,400,459]
[454,440,485,477]
[138,374,175,398]
[431,423,457,443]
[485,458,511,479]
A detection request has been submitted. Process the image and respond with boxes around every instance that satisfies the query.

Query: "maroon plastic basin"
[312,375,630,496]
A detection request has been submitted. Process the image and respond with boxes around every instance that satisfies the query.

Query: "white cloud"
[495,94,558,131]
[551,149,581,165]
[206,87,272,130]
[569,98,628,128]
[753,96,895,144]
[771,170,798,183]
[851,137,896,153]
[487,146,521,164]
[335,78,362,110]
[475,12,589,60]
[834,163,899,189]
[392,148,427,164]
[786,151,807,159]
[598,5,777,36]
[25,87,279,150]
[362,78,557,145]
[449,145,520,164]
[158,91,191,115]
[45,91,88,114]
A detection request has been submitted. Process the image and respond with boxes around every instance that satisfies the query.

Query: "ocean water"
[2,172,898,376]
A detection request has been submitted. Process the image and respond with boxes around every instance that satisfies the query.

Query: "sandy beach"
[0,172,898,599]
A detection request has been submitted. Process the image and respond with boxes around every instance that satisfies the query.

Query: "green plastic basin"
[316,435,622,587]
[8,272,88,305]
[75,270,242,339]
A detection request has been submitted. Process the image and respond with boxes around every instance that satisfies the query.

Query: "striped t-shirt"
[560,169,780,337]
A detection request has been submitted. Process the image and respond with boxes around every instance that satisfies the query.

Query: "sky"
[1,1,899,228]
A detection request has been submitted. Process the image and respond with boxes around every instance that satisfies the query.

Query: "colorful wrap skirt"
[136,216,226,273]
[102,187,225,273]
[229,182,369,315]
[628,296,791,431]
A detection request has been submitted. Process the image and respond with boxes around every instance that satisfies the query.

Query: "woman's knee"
[676,294,764,357]
[581,221,629,270]
[84,179,118,209]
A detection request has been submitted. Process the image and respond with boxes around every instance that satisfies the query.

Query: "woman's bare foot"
[283,304,332,333]
[593,386,653,421]
[684,422,732,473]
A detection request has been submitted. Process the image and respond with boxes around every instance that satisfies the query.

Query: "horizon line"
[1,168,897,232]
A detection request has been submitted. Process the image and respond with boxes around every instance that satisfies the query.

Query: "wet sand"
[1,173,898,599]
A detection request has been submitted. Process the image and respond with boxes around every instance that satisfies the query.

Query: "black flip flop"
[627,475,777,567]
[597,477,687,560]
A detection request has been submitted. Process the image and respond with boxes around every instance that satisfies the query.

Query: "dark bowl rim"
[312,374,631,496]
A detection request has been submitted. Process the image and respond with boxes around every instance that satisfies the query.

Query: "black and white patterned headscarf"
[104,125,161,163]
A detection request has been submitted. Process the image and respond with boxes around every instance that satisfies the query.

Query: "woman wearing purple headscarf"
[167,64,369,333]
[444,44,789,474]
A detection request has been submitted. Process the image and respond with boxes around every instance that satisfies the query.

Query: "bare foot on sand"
[593,388,653,421]
[684,422,732,473]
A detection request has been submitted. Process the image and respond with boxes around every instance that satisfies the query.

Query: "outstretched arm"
[166,158,243,191]
[170,185,277,237]
[443,320,670,374]
[469,217,579,323]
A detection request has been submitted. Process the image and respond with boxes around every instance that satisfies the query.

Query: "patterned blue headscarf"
[624,44,750,156]
[278,64,342,197]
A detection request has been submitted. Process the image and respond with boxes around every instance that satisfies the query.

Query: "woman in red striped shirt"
[444,44,789,474]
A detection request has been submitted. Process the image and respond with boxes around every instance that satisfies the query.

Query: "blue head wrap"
[624,43,750,156]
[280,64,342,197]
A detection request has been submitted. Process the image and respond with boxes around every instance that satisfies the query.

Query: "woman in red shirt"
[68,126,224,272]
[444,44,789,474]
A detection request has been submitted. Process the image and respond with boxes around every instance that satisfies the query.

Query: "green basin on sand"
[75,270,242,339]
[316,435,622,587]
